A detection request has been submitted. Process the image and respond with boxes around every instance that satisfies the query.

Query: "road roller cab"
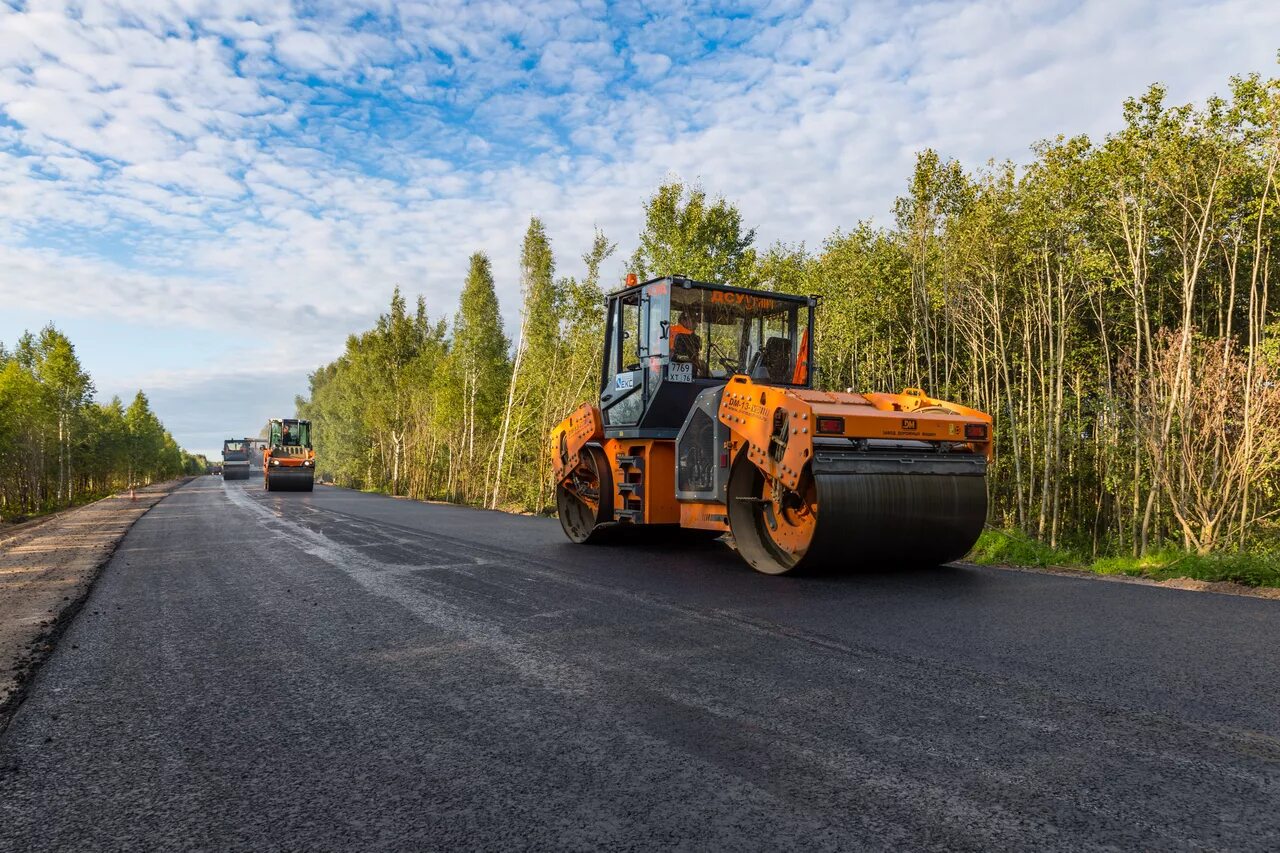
[550,276,994,574]
[264,418,315,492]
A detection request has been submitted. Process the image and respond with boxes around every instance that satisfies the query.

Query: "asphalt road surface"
[2,477,1278,851]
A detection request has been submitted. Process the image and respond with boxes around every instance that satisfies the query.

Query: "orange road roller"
[550,276,993,574]
[264,418,315,492]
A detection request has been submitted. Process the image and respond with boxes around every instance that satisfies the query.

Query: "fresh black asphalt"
[1,476,1278,850]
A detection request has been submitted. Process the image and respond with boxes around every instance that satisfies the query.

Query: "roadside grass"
[968,528,1280,589]
[968,528,1081,568]
[1091,550,1280,587]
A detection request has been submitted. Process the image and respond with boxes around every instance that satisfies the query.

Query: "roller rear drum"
[727,454,987,575]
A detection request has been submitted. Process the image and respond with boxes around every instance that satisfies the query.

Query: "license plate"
[668,362,693,383]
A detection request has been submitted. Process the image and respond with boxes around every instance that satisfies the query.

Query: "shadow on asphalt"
[563,522,979,590]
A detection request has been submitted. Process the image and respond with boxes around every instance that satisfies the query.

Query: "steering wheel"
[710,341,740,374]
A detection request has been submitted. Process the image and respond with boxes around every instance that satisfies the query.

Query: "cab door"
[600,289,646,428]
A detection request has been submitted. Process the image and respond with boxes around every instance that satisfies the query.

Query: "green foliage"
[300,287,448,496]
[491,218,568,509]
[968,529,1080,568]
[182,453,210,475]
[0,330,189,519]
[300,229,614,512]
[300,255,512,504]
[633,181,756,284]
[519,218,559,366]
[1260,321,1280,368]
[804,225,913,391]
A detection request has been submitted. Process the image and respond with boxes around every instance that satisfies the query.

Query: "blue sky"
[1,0,1278,457]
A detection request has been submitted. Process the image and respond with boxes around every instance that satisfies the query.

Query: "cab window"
[618,293,641,372]
[668,286,810,384]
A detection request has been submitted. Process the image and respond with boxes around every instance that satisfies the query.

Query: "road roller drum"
[726,449,988,574]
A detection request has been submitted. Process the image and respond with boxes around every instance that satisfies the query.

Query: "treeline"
[301,71,1280,558]
[0,326,201,520]
[300,225,612,510]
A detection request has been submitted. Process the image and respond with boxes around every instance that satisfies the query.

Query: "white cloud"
[274,30,343,72]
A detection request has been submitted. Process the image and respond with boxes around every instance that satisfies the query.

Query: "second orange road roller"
[550,275,993,574]
[263,417,315,492]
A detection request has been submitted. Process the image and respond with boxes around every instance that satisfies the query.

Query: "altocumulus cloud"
[0,0,1277,455]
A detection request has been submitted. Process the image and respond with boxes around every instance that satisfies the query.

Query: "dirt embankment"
[0,480,186,730]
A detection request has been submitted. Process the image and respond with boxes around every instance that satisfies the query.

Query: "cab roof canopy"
[610,275,811,304]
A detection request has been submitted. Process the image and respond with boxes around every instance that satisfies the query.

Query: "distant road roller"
[263,418,315,492]
[550,276,993,574]
[221,439,251,480]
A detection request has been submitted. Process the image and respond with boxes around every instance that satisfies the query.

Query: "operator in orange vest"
[670,303,704,376]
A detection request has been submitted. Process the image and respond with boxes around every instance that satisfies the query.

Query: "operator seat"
[763,336,793,383]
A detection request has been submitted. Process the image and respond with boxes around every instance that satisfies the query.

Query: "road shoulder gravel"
[978,560,1280,600]
[0,478,188,731]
